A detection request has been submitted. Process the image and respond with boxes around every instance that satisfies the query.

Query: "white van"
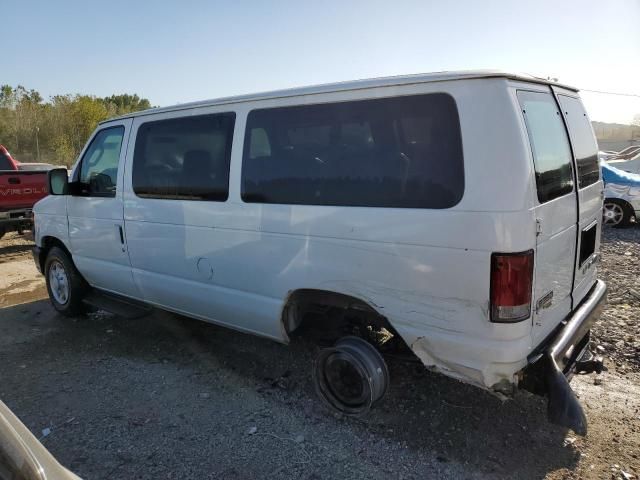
[33,71,606,434]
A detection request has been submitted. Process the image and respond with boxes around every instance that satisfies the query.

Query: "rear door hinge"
[536,218,542,236]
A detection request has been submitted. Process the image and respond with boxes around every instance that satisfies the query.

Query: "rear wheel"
[603,199,633,228]
[44,247,88,316]
[313,336,389,415]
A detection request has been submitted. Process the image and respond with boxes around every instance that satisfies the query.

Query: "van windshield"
[517,91,574,203]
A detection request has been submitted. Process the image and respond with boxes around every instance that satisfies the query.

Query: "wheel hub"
[49,261,69,305]
[603,203,623,225]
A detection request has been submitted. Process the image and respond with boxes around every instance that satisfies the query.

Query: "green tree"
[102,94,152,115]
[0,86,151,166]
[0,85,19,151]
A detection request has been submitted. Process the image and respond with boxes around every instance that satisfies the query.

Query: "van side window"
[78,126,125,197]
[249,128,271,159]
[241,93,464,208]
[132,113,235,201]
[517,91,574,203]
[556,95,600,188]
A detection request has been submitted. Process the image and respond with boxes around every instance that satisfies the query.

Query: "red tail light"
[490,250,534,323]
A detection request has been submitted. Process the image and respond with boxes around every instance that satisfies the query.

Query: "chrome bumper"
[549,279,607,373]
[523,279,607,436]
[0,209,32,226]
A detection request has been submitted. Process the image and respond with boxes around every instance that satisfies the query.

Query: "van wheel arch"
[282,289,403,415]
[39,236,74,273]
[281,289,406,349]
[282,289,379,333]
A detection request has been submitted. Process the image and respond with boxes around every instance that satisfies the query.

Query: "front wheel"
[603,199,633,228]
[44,247,88,316]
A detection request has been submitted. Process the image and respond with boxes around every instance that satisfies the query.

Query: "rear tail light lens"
[490,250,534,323]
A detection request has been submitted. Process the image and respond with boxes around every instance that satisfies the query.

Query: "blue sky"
[4,0,639,123]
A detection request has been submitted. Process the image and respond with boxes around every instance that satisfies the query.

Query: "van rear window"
[241,93,464,208]
[557,95,600,188]
[0,152,11,170]
[517,91,574,203]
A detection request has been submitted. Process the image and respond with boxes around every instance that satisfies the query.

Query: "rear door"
[517,90,577,344]
[553,89,602,305]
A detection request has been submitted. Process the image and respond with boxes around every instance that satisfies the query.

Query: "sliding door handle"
[116,225,125,252]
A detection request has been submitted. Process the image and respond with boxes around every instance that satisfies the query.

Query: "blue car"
[601,162,640,227]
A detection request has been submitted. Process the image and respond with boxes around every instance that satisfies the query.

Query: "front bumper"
[522,279,607,435]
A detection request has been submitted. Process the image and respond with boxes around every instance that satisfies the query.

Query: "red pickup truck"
[0,145,51,238]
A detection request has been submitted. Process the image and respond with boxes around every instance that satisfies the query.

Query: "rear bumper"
[0,209,33,227]
[522,279,607,435]
[547,279,607,373]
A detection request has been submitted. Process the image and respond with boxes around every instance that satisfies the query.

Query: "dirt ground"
[0,230,638,479]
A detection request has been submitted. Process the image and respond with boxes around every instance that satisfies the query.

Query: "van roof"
[102,70,579,123]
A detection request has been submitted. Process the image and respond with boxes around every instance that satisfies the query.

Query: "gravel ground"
[0,232,46,308]
[593,225,640,370]
[0,228,639,479]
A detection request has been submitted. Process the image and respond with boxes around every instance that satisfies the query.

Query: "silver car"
[0,400,79,479]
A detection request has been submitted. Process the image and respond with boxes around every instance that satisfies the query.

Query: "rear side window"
[517,91,574,203]
[0,150,12,170]
[132,113,235,201]
[557,95,600,188]
[241,93,464,208]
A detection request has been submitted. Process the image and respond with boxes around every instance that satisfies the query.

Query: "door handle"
[116,225,125,252]
[8,177,20,184]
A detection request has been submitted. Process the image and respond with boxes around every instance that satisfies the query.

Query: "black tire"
[0,226,5,240]
[603,199,633,228]
[44,247,88,316]
[313,336,390,415]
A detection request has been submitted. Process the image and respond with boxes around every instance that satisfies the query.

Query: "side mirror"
[48,168,69,195]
